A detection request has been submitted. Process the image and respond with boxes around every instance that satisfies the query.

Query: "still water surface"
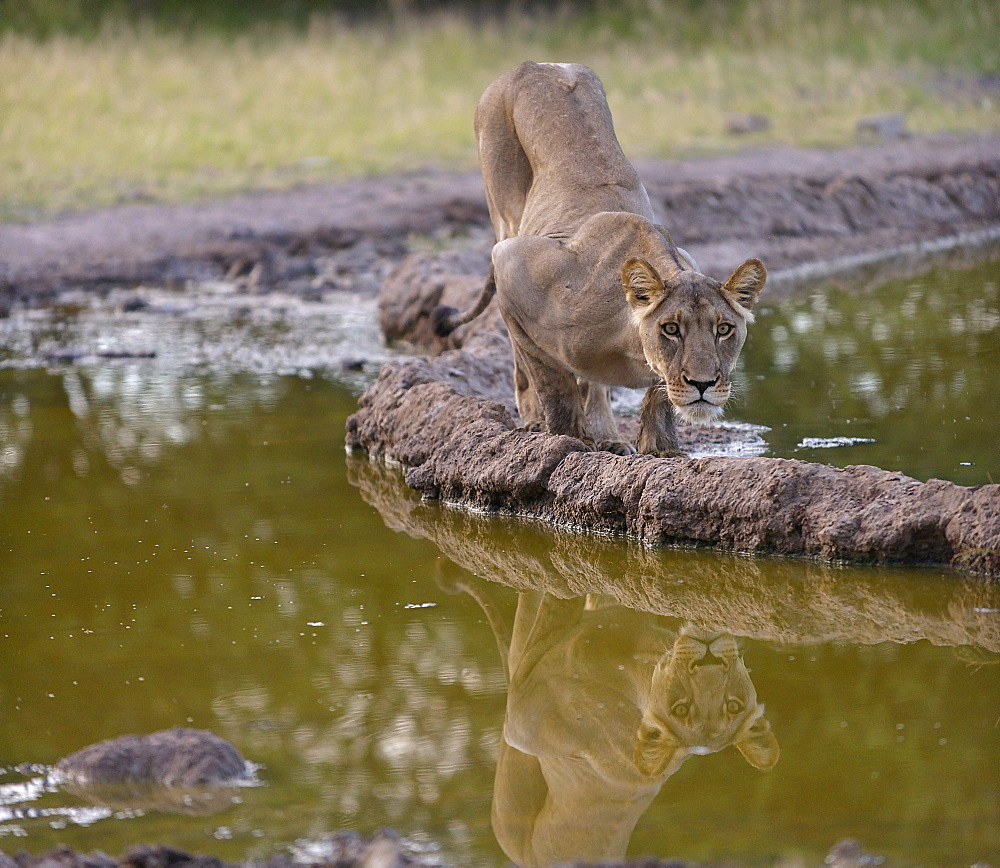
[0,259,998,865]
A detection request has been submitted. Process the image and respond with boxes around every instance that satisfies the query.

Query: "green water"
[0,259,998,866]
[740,258,999,486]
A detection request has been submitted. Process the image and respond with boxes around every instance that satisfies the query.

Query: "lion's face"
[634,627,778,777]
[623,258,766,424]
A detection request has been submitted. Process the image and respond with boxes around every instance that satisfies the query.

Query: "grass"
[1,0,997,221]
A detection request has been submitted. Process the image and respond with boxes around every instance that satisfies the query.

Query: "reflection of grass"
[1,0,997,220]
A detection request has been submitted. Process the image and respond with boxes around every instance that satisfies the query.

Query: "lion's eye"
[662,322,680,337]
[717,323,734,337]
[645,728,663,742]
[671,702,690,719]
[726,699,743,714]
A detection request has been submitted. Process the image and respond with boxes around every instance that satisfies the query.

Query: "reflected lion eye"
[671,702,690,719]
[662,322,680,337]
[726,699,743,714]
[717,323,734,337]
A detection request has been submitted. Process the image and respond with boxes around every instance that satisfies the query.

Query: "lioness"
[434,61,766,455]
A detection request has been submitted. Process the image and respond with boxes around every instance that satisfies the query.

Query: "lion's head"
[634,627,778,777]
[623,256,766,424]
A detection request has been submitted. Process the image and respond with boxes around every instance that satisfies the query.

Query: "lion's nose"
[692,649,725,668]
[683,376,718,396]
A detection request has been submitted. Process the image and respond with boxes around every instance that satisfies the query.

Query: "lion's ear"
[622,258,666,309]
[735,713,780,771]
[722,258,766,311]
[634,721,687,778]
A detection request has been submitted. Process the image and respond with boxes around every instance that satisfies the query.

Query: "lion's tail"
[431,263,497,337]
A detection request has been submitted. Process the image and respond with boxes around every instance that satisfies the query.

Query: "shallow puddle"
[0,259,998,865]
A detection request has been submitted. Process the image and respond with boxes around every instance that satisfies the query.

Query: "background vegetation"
[1,0,997,219]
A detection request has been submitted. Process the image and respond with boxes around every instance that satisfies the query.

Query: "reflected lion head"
[635,626,779,777]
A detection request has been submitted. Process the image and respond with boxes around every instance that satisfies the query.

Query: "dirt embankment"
[2,134,998,307]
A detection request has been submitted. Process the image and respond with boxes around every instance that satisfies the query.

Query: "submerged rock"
[54,728,247,788]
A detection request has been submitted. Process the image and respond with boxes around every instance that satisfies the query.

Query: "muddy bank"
[0,172,486,308]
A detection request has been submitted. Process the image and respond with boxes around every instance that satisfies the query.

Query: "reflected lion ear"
[622,258,666,309]
[634,722,687,778]
[722,258,766,312]
[735,713,779,771]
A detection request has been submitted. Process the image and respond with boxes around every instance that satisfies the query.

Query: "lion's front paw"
[522,421,545,433]
[597,439,638,456]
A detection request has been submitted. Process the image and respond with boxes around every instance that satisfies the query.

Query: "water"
[0,259,998,865]
[739,258,999,486]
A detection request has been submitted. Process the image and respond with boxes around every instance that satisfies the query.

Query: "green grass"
[1,0,997,221]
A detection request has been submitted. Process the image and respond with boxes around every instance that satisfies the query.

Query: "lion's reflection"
[452,577,777,866]
[347,457,1000,864]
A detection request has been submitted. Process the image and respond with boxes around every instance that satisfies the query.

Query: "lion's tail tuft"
[430,264,497,338]
[431,304,461,337]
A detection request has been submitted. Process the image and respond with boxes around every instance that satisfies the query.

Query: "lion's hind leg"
[579,380,636,456]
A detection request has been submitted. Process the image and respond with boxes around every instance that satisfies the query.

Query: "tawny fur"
[435,62,766,455]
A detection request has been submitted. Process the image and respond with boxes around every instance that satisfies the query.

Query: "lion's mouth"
[674,397,725,425]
